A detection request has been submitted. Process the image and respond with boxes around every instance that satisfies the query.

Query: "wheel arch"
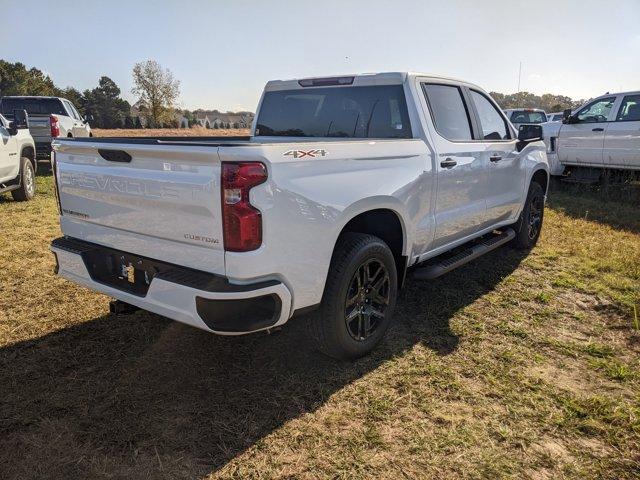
[20,144,37,173]
[333,204,408,289]
[531,167,549,194]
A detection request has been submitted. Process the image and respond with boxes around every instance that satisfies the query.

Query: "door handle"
[592,127,604,132]
[489,154,502,162]
[440,158,457,169]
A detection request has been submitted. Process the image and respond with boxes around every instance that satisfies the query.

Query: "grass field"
[0,161,639,478]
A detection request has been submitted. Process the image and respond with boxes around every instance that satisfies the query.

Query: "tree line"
[0,59,587,128]
[0,59,187,129]
[489,91,585,113]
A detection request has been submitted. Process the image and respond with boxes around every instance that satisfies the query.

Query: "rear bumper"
[50,237,292,335]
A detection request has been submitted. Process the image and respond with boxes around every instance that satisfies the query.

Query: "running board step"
[0,184,20,195]
[412,228,515,281]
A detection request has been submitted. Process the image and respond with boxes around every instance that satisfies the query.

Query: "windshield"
[255,85,412,138]
[509,111,547,124]
[0,97,66,116]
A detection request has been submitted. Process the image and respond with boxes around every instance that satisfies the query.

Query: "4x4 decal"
[283,149,328,158]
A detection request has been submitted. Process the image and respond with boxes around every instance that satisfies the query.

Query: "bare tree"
[131,60,180,127]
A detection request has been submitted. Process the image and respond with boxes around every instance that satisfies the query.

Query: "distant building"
[194,110,254,129]
[130,100,148,128]
[131,102,254,129]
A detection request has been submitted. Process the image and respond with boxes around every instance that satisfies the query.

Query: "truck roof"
[1,96,63,99]
[264,71,485,92]
[594,90,640,97]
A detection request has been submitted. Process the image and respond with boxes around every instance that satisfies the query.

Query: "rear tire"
[511,181,545,249]
[11,157,36,202]
[310,233,398,360]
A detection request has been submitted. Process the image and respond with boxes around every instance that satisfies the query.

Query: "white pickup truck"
[0,96,92,165]
[0,109,37,201]
[50,72,549,359]
[544,90,640,178]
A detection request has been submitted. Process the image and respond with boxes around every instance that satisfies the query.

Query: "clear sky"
[3,0,639,111]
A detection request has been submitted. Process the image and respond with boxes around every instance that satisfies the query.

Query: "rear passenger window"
[616,95,640,122]
[64,101,78,120]
[423,84,473,141]
[470,90,510,140]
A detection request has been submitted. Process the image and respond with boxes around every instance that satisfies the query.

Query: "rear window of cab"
[0,98,66,116]
[255,85,412,139]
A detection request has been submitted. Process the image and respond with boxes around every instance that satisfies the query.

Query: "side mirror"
[562,108,574,124]
[7,121,18,136]
[516,124,543,152]
[12,109,29,129]
[84,114,94,123]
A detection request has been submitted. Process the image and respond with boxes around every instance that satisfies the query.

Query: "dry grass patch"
[92,127,250,137]
[0,176,639,479]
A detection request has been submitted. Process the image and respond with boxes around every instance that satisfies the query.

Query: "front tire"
[310,233,398,360]
[11,157,36,202]
[511,181,545,249]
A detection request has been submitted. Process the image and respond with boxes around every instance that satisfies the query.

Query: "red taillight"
[221,162,267,252]
[50,115,60,137]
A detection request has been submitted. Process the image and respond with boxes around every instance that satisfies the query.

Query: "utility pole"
[517,61,522,93]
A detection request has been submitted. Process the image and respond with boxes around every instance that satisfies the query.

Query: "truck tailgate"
[53,140,226,274]
[27,115,52,143]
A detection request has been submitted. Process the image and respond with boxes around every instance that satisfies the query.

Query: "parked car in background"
[546,112,564,122]
[504,109,548,130]
[0,109,37,201]
[50,72,549,359]
[0,96,91,165]
[545,91,640,179]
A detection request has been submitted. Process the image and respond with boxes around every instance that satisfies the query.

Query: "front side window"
[423,84,473,141]
[255,85,411,138]
[576,97,615,123]
[616,95,640,122]
[470,90,510,140]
